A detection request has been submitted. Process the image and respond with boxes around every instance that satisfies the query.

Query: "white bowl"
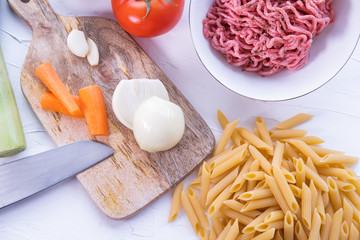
[189,0,360,101]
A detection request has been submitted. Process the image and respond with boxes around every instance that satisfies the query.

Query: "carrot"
[79,85,109,136]
[40,91,84,118]
[35,62,81,116]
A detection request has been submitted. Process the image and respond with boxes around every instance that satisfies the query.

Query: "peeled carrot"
[79,85,109,136]
[40,91,84,118]
[35,62,81,116]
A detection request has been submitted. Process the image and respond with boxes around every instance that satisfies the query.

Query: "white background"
[0,0,360,239]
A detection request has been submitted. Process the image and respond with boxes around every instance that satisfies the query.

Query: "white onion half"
[133,96,185,152]
[112,79,169,130]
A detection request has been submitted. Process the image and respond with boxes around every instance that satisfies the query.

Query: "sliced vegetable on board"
[35,62,82,116]
[40,91,84,118]
[79,85,109,136]
[0,45,26,157]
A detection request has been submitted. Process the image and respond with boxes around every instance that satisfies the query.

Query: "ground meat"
[203,0,335,76]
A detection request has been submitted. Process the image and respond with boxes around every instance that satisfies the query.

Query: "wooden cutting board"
[7,0,214,218]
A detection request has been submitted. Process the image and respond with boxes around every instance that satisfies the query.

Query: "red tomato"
[111,0,185,38]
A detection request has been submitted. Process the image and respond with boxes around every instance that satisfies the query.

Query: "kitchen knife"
[0,141,113,208]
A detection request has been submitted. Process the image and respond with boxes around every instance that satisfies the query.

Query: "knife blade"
[0,140,113,208]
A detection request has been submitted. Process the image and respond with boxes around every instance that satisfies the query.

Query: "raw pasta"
[169,112,360,240]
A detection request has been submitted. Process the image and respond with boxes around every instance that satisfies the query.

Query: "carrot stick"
[40,91,84,118]
[79,85,109,136]
[35,62,81,116]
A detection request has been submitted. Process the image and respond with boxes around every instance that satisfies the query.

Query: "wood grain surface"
[7,0,214,218]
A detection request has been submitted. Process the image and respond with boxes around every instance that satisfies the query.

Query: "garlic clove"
[86,38,99,66]
[112,79,169,130]
[67,29,89,58]
[133,96,185,152]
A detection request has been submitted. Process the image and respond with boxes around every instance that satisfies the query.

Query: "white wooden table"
[1,1,359,239]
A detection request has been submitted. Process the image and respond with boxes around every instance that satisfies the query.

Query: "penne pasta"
[255,117,274,155]
[289,185,302,199]
[247,160,260,191]
[264,210,285,223]
[168,181,184,222]
[225,218,239,240]
[241,197,278,212]
[284,142,300,159]
[208,186,232,217]
[187,187,209,229]
[288,139,322,165]
[272,141,284,167]
[217,219,233,240]
[230,158,253,193]
[322,191,329,207]
[339,221,349,240]
[206,167,238,206]
[309,145,344,157]
[320,213,332,240]
[236,233,255,240]
[308,208,321,240]
[294,158,305,188]
[315,191,326,224]
[190,176,201,188]
[321,153,358,165]
[344,190,360,210]
[301,183,312,230]
[342,198,353,226]
[334,179,356,192]
[217,110,242,146]
[255,220,284,232]
[223,199,244,212]
[237,127,272,151]
[280,166,296,184]
[309,180,317,214]
[213,144,248,168]
[170,113,360,240]
[180,191,200,234]
[239,188,273,201]
[254,180,267,190]
[221,207,253,225]
[295,221,307,240]
[344,168,360,195]
[270,129,307,139]
[211,217,223,236]
[273,166,299,213]
[199,228,208,240]
[328,208,344,240]
[264,174,291,214]
[213,119,239,156]
[244,171,265,181]
[273,113,313,129]
[208,145,241,170]
[274,230,284,240]
[200,162,211,207]
[283,211,294,240]
[209,228,217,240]
[286,136,325,145]
[349,223,359,240]
[327,177,342,211]
[317,167,357,180]
[248,145,272,175]
[242,207,278,233]
[251,228,275,240]
[211,149,246,179]
[304,165,329,192]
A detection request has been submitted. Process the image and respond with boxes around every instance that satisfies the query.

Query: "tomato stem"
[142,0,178,20]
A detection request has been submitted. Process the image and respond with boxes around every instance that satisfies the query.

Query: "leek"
[0,45,26,157]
